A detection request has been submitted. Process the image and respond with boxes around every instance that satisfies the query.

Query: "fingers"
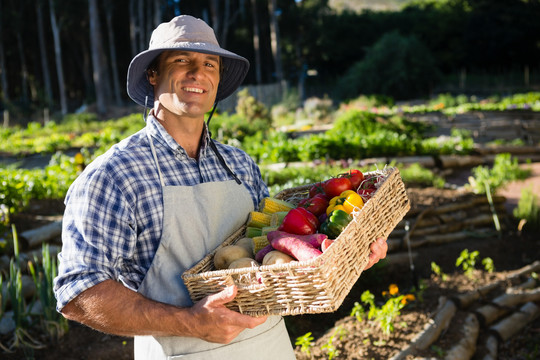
[365,237,388,270]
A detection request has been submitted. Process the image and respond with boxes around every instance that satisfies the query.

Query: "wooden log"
[382,251,419,267]
[444,313,480,360]
[475,286,540,326]
[489,302,540,341]
[439,155,485,169]
[20,220,62,249]
[478,334,498,360]
[389,297,457,360]
[452,260,540,308]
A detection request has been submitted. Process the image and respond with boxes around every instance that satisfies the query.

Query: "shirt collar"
[147,113,211,158]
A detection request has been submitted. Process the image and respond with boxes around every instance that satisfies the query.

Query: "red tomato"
[298,194,329,217]
[357,188,375,201]
[308,182,326,198]
[324,177,353,198]
[340,169,364,190]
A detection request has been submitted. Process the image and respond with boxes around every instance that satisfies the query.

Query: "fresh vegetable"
[324,177,353,198]
[261,226,279,235]
[255,244,274,263]
[326,190,364,215]
[319,210,353,239]
[262,251,295,266]
[260,197,295,214]
[235,237,254,256]
[247,211,272,228]
[357,188,376,201]
[278,207,319,235]
[228,257,258,269]
[308,182,326,198]
[321,238,335,252]
[270,211,288,227]
[245,226,263,238]
[339,169,364,190]
[267,230,327,249]
[214,245,253,270]
[298,193,329,217]
[252,235,270,254]
[268,232,323,261]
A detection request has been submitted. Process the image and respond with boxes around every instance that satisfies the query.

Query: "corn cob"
[270,211,289,227]
[252,235,269,254]
[260,197,295,214]
[261,226,278,235]
[245,226,262,238]
[247,211,272,228]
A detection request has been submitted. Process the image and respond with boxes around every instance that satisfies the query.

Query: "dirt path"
[498,162,540,213]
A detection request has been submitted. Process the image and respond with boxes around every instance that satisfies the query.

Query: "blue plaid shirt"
[54,115,268,311]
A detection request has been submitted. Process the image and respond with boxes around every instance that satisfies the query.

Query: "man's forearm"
[61,279,192,337]
[60,280,268,343]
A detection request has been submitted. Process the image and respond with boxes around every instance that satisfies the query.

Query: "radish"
[267,231,323,261]
[267,230,327,249]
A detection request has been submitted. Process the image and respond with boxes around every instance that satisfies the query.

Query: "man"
[54,15,388,359]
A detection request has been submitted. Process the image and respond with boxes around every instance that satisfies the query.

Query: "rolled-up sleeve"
[54,167,136,311]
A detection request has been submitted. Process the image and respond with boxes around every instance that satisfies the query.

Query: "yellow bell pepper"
[326,190,364,216]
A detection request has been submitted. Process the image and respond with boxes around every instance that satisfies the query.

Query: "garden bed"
[3,177,540,359]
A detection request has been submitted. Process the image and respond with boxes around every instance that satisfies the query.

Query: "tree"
[88,0,107,114]
[338,31,441,100]
[104,1,123,106]
[250,0,262,84]
[36,0,53,107]
[268,0,284,86]
[48,0,68,115]
[0,0,9,103]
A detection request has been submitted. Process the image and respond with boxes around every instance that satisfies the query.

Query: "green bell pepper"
[319,209,353,239]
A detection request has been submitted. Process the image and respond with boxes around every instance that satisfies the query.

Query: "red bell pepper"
[278,207,320,235]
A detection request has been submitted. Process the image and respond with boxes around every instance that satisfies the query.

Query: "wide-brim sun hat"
[127,15,250,107]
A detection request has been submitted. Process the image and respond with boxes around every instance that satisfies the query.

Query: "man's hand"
[364,237,388,270]
[187,285,268,344]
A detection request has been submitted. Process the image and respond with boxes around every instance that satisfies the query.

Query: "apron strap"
[146,129,166,187]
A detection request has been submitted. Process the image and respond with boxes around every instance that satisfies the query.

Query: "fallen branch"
[489,302,540,341]
[389,297,457,360]
[475,284,540,326]
[451,260,540,308]
[20,220,62,249]
[444,313,479,360]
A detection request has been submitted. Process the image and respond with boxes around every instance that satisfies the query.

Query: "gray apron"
[134,132,295,359]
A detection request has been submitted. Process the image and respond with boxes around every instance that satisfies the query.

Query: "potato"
[262,250,295,266]
[234,237,254,256]
[213,245,252,270]
[228,257,259,269]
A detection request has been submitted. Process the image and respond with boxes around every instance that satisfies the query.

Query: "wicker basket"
[182,167,410,316]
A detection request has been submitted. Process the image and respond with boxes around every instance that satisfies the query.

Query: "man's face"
[149,50,220,119]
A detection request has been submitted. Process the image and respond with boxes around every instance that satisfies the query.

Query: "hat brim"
[127,44,250,107]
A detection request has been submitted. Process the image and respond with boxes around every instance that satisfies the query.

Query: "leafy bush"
[468,153,530,194]
[338,31,441,100]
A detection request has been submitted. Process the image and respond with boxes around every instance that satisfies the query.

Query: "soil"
[2,165,540,360]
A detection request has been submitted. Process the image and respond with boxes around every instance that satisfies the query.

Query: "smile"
[182,87,205,94]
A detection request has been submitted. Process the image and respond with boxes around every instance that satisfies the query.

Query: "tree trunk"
[153,0,162,28]
[268,0,284,86]
[250,0,262,85]
[48,0,68,115]
[36,0,53,107]
[129,0,138,57]
[0,0,9,102]
[104,2,122,106]
[444,313,479,360]
[489,302,540,341]
[88,0,107,115]
[15,29,29,104]
[138,0,145,51]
